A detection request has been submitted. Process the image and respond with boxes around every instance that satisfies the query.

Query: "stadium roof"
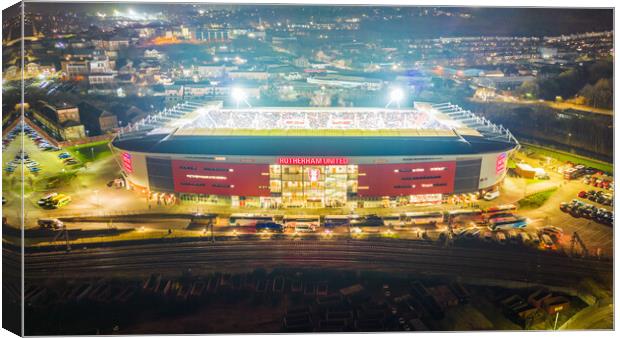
[112,133,516,157]
[113,101,519,157]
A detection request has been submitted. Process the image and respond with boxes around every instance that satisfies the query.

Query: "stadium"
[110,100,519,208]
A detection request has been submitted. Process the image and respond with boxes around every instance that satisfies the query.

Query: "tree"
[515,80,539,99]
[579,78,613,109]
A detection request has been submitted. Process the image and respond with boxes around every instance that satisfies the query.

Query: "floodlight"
[386,88,405,108]
[390,88,404,102]
[231,87,251,108]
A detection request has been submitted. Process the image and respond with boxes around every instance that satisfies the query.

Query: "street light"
[386,88,405,108]
[231,87,251,108]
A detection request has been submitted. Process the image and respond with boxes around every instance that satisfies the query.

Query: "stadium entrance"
[269,162,359,208]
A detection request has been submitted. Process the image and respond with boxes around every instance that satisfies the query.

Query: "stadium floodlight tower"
[386,88,405,108]
[231,87,252,108]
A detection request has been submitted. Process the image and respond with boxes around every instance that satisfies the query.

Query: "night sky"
[16,3,613,38]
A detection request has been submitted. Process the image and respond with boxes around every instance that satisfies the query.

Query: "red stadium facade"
[357,162,456,196]
[171,160,271,196]
[110,103,520,208]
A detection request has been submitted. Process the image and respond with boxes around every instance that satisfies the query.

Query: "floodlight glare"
[231,87,247,101]
[390,88,404,102]
[386,88,405,108]
[231,87,251,108]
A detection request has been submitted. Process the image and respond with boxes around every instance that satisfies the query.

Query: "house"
[99,111,119,132]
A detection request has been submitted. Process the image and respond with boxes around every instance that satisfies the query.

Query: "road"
[19,238,612,290]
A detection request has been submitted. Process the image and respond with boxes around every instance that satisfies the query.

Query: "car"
[483,191,500,201]
[578,191,587,198]
[293,224,316,233]
[518,232,531,244]
[540,226,563,239]
[38,192,59,206]
[482,230,493,242]
[65,160,79,165]
[29,167,41,172]
[58,152,71,159]
[540,234,555,249]
[495,232,507,244]
[383,284,391,297]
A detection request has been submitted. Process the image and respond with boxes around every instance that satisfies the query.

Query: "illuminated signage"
[121,152,133,173]
[308,168,320,182]
[186,174,227,180]
[277,157,349,165]
[496,152,507,174]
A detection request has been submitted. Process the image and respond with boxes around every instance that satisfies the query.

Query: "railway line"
[16,238,612,289]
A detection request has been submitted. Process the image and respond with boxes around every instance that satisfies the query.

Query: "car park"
[561,198,613,225]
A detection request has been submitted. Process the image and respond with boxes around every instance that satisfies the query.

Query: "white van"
[483,191,500,201]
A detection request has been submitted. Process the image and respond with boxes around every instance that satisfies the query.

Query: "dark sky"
[17,3,614,37]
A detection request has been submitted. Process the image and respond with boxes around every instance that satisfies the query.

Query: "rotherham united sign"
[277,157,349,165]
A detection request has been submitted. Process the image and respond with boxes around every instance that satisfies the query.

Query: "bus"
[381,214,404,227]
[487,215,527,231]
[255,222,284,233]
[403,211,444,226]
[284,215,320,230]
[351,214,385,233]
[229,214,273,227]
[483,204,517,217]
[447,209,484,225]
[50,194,71,209]
[324,215,351,228]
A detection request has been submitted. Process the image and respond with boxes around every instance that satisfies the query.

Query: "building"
[61,60,89,77]
[98,111,119,132]
[111,102,518,208]
[307,74,384,91]
[88,73,117,85]
[39,101,80,124]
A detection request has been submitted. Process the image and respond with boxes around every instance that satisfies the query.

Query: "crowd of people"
[193,108,451,131]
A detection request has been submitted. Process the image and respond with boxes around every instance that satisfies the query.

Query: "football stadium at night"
[110,101,519,208]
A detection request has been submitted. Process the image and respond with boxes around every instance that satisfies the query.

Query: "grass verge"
[66,140,112,163]
[522,143,612,173]
[517,187,558,209]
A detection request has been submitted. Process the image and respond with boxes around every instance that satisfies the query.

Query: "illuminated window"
[421,183,433,188]
[430,167,446,171]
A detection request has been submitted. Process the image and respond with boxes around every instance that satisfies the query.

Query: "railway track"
[14,238,612,288]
